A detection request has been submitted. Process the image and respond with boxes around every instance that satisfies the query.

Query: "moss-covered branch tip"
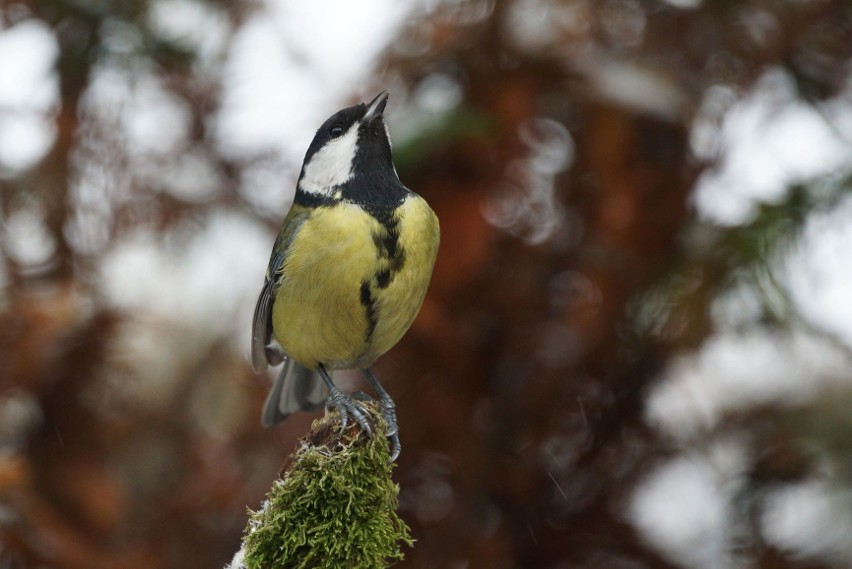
[238,402,413,569]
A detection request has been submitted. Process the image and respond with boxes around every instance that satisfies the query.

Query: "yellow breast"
[272,197,439,370]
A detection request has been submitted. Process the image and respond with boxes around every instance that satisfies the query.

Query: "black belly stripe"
[371,216,406,289]
[360,281,378,344]
[376,269,391,288]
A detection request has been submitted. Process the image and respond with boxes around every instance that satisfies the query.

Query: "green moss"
[243,404,413,569]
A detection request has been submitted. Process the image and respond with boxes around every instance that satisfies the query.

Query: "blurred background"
[2,0,852,567]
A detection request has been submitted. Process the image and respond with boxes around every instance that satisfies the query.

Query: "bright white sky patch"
[123,73,192,155]
[147,0,230,63]
[629,441,747,569]
[215,0,412,162]
[693,69,852,226]
[265,0,410,90]
[762,481,852,565]
[84,64,185,149]
[787,195,852,349]
[0,20,58,109]
[100,210,270,344]
[645,331,852,441]
[0,19,58,172]
[0,113,56,172]
[577,54,687,120]
[78,63,190,157]
[3,203,56,267]
[215,15,315,159]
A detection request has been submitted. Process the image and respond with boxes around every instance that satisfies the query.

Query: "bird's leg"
[318,365,373,437]
[362,369,400,461]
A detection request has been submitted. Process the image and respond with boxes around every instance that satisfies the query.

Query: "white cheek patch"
[299,124,359,196]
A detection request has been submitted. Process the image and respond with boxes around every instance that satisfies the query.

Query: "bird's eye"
[329,125,344,138]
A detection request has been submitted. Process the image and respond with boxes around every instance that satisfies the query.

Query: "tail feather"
[261,357,328,427]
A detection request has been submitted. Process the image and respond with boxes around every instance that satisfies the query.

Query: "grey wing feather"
[261,357,329,427]
[251,252,285,373]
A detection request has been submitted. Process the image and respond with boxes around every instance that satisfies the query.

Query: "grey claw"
[326,392,350,429]
[348,400,373,437]
[389,433,401,462]
[377,399,400,461]
[362,369,401,461]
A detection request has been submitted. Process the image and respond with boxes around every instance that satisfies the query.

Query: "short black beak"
[363,90,389,123]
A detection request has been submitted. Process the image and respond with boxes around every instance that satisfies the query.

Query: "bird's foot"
[362,369,401,462]
[325,388,373,438]
[379,398,401,462]
[318,365,374,437]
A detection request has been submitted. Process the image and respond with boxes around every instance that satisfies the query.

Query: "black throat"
[293,175,409,229]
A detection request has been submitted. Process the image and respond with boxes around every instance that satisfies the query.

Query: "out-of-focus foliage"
[2,1,852,568]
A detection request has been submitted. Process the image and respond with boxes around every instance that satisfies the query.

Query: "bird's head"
[298,91,396,197]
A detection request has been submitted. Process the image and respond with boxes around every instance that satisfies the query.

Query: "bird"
[251,91,440,461]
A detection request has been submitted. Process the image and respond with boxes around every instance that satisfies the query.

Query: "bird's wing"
[251,251,285,373]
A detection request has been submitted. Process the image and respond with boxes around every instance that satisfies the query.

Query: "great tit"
[251,91,440,460]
